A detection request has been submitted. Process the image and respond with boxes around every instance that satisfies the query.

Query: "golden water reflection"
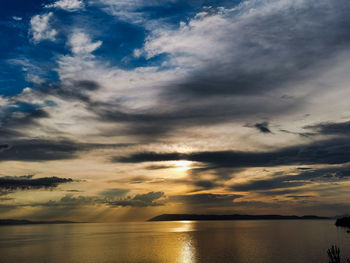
[171,220,194,232]
[181,237,196,263]
[169,221,197,262]
[1,220,350,263]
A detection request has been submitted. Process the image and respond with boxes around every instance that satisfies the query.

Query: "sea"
[0,220,349,263]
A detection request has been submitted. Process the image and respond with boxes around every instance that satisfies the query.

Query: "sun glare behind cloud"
[174,160,192,172]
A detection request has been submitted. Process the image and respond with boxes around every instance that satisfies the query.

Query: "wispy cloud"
[45,0,85,12]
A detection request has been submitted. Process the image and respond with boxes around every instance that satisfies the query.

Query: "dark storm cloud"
[109,191,165,207]
[35,80,101,104]
[0,175,73,191]
[304,120,350,136]
[279,129,315,138]
[0,82,153,148]
[116,152,185,163]
[0,140,80,161]
[230,165,350,192]
[33,81,258,139]
[91,91,306,139]
[254,122,272,133]
[256,188,309,196]
[117,138,350,168]
[230,177,304,192]
[92,102,229,138]
[193,180,220,190]
[286,195,314,200]
[0,144,9,151]
[0,80,102,141]
[0,105,50,139]
[170,193,242,207]
[0,139,132,162]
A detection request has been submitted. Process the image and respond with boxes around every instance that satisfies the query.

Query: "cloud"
[92,0,177,25]
[7,58,47,85]
[286,195,314,200]
[117,152,184,163]
[254,122,272,133]
[143,1,350,100]
[0,140,80,161]
[45,0,85,11]
[18,0,348,143]
[230,165,350,192]
[170,193,243,207]
[109,191,165,207]
[68,32,102,56]
[19,191,163,209]
[71,0,350,140]
[0,139,131,162]
[29,12,57,43]
[0,175,73,191]
[12,16,22,21]
[304,120,350,136]
[9,0,350,145]
[75,0,346,143]
[117,138,350,169]
[44,194,94,207]
[99,188,129,200]
[193,180,220,190]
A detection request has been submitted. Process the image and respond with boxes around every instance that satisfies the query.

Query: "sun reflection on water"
[171,221,197,263]
[181,238,196,263]
[171,221,194,233]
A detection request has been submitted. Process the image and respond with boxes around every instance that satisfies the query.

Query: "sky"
[1,0,350,221]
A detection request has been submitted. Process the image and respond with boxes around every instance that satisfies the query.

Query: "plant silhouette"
[328,245,350,263]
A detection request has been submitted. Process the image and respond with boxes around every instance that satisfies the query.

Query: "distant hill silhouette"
[0,219,77,225]
[148,214,329,221]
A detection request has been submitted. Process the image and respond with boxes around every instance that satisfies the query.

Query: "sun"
[174,160,192,172]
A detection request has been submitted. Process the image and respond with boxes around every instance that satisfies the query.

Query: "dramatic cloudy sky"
[1,0,350,221]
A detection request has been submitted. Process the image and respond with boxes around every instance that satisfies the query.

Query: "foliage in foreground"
[328,245,350,263]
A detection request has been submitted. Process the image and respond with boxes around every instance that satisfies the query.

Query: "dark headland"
[0,219,78,225]
[335,216,350,228]
[148,214,329,221]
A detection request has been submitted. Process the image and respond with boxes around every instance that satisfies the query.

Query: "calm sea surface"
[0,220,349,263]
